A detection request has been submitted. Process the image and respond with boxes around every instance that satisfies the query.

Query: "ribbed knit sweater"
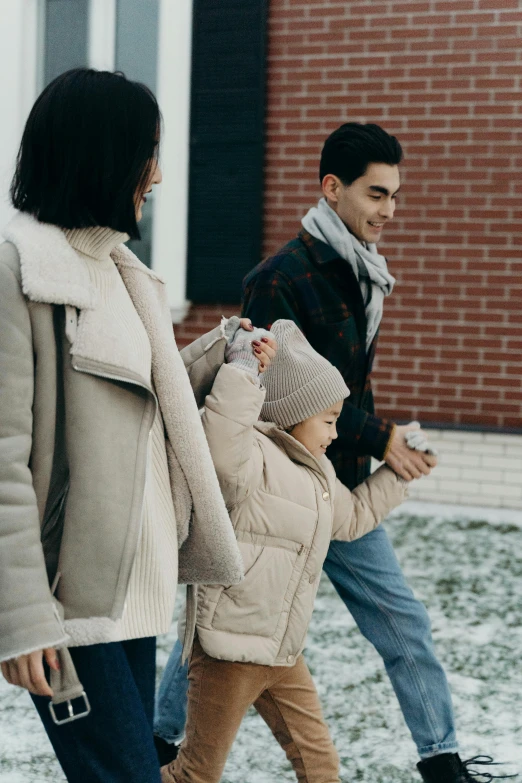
[63,227,178,641]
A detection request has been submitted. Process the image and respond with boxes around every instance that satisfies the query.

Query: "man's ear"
[321,174,342,204]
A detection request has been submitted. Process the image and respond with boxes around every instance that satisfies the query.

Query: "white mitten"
[405,429,438,457]
[225,326,273,380]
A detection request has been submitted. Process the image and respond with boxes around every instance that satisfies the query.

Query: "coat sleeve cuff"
[358,415,396,461]
[382,423,397,461]
[0,605,67,664]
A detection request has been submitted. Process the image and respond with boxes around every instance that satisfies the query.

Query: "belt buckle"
[49,691,91,725]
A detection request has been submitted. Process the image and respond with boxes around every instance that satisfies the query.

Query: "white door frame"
[0,0,194,324]
[88,0,193,322]
[0,0,43,230]
[152,0,193,322]
[88,0,116,71]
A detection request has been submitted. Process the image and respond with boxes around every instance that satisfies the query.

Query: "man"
[240,123,494,783]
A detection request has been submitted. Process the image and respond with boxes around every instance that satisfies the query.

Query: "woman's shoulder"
[0,241,27,310]
[0,239,22,279]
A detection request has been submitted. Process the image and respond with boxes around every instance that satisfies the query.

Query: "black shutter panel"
[187,0,267,304]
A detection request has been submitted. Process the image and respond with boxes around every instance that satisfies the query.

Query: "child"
[162,320,413,783]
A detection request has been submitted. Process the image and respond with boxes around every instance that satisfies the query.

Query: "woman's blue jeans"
[32,637,161,782]
[154,527,458,760]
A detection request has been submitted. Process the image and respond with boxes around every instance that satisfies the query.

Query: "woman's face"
[135,156,162,221]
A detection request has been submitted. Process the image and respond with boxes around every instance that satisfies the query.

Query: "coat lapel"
[299,229,369,348]
[2,212,97,310]
[112,247,244,585]
[3,213,157,384]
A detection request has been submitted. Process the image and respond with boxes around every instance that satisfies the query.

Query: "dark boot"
[153,735,179,767]
[417,753,517,783]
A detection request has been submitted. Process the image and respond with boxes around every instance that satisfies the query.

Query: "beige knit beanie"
[260,320,350,428]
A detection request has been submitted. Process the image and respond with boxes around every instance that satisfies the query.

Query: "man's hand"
[1,648,59,697]
[385,422,438,481]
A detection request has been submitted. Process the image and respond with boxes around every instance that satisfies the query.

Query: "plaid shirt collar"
[298,228,370,354]
[298,229,343,266]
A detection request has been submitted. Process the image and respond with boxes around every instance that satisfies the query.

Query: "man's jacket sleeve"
[242,268,394,461]
[337,404,395,462]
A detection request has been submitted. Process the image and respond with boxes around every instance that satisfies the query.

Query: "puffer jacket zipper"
[278,471,332,655]
[277,471,325,659]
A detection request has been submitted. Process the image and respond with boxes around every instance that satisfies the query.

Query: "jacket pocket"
[211,541,299,638]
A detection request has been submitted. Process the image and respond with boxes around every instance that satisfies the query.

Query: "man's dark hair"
[319,122,403,185]
[11,68,161,239]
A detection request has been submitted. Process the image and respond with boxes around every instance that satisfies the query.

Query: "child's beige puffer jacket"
[195,363,408,667]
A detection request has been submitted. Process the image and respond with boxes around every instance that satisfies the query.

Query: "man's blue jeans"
[32,637,161,782]
[154,527,458,760]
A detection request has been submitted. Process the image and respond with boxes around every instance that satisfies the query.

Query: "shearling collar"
[2,211,163,310]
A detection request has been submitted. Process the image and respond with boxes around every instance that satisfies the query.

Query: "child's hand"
[226,323,277,376]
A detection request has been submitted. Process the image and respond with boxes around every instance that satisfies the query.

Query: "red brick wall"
[262,0,522,429]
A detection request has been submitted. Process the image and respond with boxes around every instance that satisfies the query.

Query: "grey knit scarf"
[302,198,395,350]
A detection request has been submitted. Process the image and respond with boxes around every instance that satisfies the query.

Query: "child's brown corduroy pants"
[161,638,340,783]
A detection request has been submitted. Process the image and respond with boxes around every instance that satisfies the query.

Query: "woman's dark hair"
[11,68,161,239]
[319,122,403,185]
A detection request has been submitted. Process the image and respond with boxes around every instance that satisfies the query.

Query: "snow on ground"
[1,500,521,782]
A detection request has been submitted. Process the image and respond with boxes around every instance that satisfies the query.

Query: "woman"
[0,68,273,782]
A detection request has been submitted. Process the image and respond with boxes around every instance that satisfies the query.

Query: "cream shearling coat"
[0,212,243,666]
[195,363,408,667]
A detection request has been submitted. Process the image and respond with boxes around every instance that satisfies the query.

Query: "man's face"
[323,162,400,244]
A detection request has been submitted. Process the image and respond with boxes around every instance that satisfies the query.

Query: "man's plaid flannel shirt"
[242,229,394,492]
